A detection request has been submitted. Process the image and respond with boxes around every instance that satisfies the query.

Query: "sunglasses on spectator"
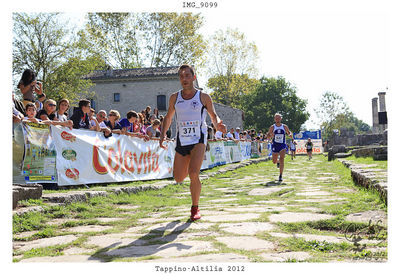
[108,114,116,116]
[48,104,56,107]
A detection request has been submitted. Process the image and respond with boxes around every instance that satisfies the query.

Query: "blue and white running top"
[271,123,287,153]
[273,124,286,144]
[175,90,208,146]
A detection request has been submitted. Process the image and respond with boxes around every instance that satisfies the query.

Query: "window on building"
[157,95,166,111]
[114,93,120,102]
[90,99,96,110]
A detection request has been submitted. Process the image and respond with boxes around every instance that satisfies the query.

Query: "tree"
[12,13,74,92]
[207,74,259,108]
[242,76,309,133]
[206,28,259,78]
[81,13,142,69]
[205,28,259,108]
[139,13,206,68]
[13,12,106,103]
[315,91,370,139]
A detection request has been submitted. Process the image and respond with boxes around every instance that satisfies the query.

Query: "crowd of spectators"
[12,69,272,143]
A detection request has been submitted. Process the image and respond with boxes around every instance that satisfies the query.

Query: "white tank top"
[175,90,207,146]
[273,124,286,144]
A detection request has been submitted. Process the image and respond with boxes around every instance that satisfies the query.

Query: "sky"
[57,2,390,130]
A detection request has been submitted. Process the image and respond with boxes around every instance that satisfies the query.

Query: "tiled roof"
[84,66,180,80]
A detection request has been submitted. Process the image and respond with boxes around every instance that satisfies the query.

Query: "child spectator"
[24,102,72,128]
[146,119,161,138]
[55,98,70,122]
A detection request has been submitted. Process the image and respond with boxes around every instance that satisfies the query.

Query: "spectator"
[25,102,72,128]
[234,127,240,140]
[207,126,214,140]
[136,113,147,135]
[146,119,161,138]
[23,103,40,123]
[120,110,137,134]
[149,114,156,124]
[153,107,159,119]
[215,129,223,139]
[55,98,70,122]
[18,69,46,108]
[159,115,171,139]
[226,128,235,140]
[96,110,112,137]
[36,99,57,121]
[89,108,99,130]
[144,106,151,124]
[105,110,122,134]
[120,110,149,140]
[70,99,97,130]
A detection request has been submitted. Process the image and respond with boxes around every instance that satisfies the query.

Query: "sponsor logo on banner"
[92,139,160,175]
[65,168,79,180]
[62,149,77,161]
[61,131,76,142]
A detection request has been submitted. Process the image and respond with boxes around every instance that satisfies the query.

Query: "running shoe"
[190,206,201,221]
[278,175,283,182]
[277,162,280,168]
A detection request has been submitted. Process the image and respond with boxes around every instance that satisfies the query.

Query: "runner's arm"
[266,125,274,140]
[284,125,293,139]
[159,93,177,148]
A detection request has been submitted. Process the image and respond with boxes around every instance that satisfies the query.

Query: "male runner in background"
[267,113,293,182]
[160,64,227,221]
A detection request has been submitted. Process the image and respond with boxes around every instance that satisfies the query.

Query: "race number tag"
[179,120,200,143]
[274,134,284,143]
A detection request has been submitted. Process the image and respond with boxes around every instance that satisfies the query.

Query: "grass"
[13,155,388,262]
[345,155,387,170]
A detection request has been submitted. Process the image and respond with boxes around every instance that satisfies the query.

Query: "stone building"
[84,66,243,137]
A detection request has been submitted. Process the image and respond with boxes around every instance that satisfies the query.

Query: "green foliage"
[206,28,259,78]
[208,74,259,108]
[242,76,309,132]
[82,13,142,69]
[140,13,206,68]
[315,91,370,139]
[12,12,106,104]
[13,13,74,92]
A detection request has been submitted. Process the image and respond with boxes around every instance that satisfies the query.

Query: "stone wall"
[207,103,244,131]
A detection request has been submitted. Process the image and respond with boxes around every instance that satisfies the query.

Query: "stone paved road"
[13,155,387,263]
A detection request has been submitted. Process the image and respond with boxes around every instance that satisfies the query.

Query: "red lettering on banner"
[117,141,125,174]
[107,147,120,174]
[124,151,134,173]
[135,153,142,174]
[142,152,148,174]
[147,150,152,172]
[152,153,160,172]
[92,141,160,176]
[61,131,76,142]
[93,144,108,174]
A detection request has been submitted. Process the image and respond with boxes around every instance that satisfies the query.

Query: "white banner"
[224,141,242,163]
[293,139,323,155]
[51,126,175,186]
[240,141,252,161]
